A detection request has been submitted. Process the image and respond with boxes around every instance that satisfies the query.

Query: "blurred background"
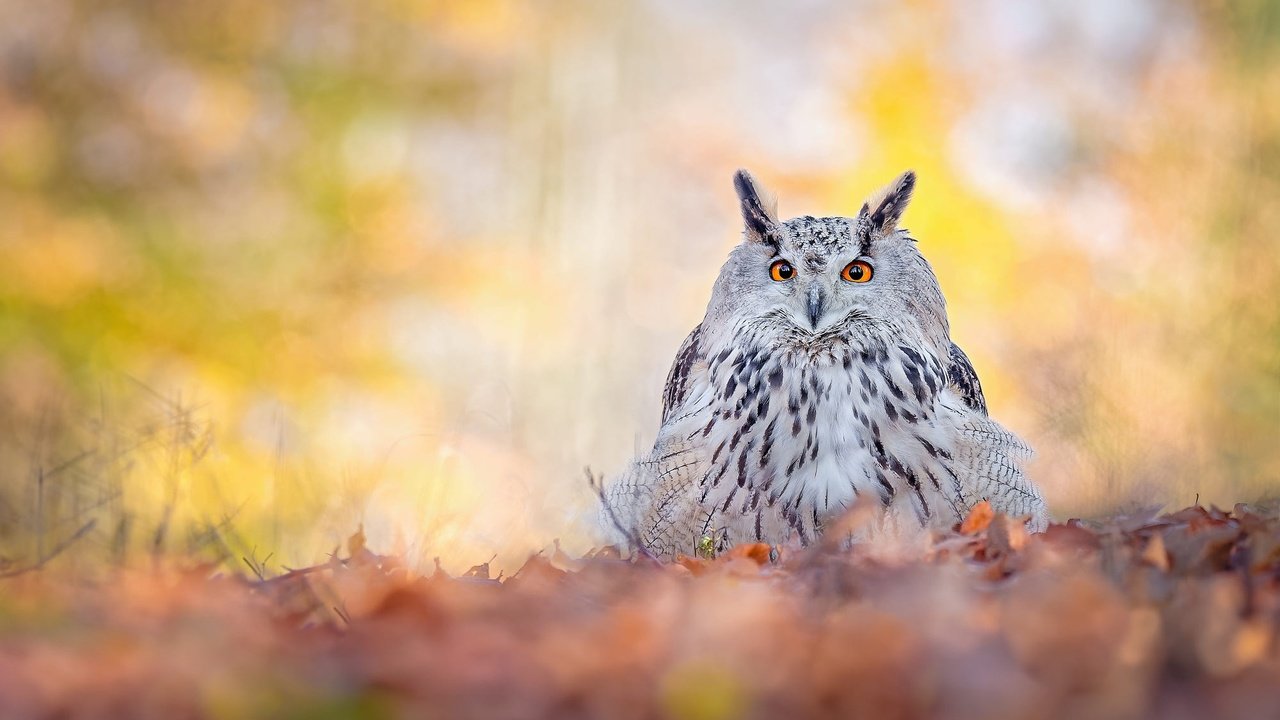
[0,0,1276,573]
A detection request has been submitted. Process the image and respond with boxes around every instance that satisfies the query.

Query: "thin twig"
[332,605,352,626]
[242,555,266,581]
[0,519,97,579]
[42,449,97,480]
[254,559,346,587]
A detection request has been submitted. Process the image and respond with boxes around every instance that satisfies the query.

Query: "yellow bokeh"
[0,0,1277,573]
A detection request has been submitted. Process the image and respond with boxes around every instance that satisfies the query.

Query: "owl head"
[704,169,950,352]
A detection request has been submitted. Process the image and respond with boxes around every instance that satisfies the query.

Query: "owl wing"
[945,342,988,416]
[660,324,706,424]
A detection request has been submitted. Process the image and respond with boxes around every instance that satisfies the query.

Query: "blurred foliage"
[4,503,1280,717]
[0,0,1277,573]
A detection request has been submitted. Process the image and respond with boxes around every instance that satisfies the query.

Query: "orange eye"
[769,260,795,282]
[841,260,874,283]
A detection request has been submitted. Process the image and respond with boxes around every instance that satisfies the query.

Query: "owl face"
[708,170,948,351]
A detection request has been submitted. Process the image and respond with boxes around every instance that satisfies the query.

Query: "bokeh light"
[0,0,1277,574]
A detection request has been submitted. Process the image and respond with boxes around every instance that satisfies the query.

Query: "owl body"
[603,171,1046,558]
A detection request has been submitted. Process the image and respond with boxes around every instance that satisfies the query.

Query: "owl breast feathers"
[602,169,1046,558]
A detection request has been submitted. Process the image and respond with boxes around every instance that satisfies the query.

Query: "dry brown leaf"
[1114,505,1169,533]
[1163,522,1240,574]
[724,543,773,566]
[347,524,367,558]
[7,503,1280,718]
[508,554,566,591]
[820,495,882,545]
[675,554,709,576]
[1140,533,1170,572]
[1037,522,1103,552]
[960,501,995,535]
[1164,505,1211,523]
[988,514,1028,557]
[464,559,493,580]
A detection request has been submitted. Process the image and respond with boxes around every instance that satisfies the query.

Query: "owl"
[602,169,1047,558]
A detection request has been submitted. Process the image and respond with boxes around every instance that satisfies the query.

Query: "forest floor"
[1,502,1278,719]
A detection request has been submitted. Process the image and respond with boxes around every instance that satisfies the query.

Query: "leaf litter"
[2,503,1280,719]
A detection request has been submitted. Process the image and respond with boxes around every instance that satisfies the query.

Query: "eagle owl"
[603,170,1046,558]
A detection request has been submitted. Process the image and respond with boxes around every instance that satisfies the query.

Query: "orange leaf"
[961,501,995,534]
[675,555,709,576]
[724,543,773,566]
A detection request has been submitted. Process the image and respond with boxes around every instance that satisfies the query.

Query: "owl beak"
[806,286,826,330]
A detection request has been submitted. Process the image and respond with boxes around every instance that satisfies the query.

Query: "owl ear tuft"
[860,170,916,235]
[733,169,779,242]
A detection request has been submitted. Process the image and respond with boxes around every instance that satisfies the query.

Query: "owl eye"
[841,260,874,283]
[769,260,796,282]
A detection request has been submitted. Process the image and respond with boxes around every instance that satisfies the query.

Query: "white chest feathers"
[673,337,970,540]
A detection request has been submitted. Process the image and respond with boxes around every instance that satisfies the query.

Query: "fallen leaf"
[724,543,772,566]
[960,501,994,535]
[347,525,366,558]
[1140,533,1170,572]
[1037,522,1103,552]
[988,514,1028,557]
[675,554,710,576]
[1163,523,1240,574]
[464,559,493,580]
